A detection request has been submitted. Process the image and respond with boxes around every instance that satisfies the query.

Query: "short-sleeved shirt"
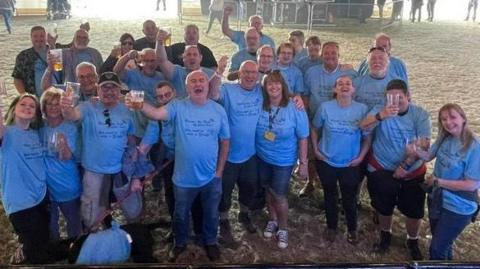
[304,65,358,116]
[229,49,257,72]
[296,56,323,74]
[12,47,47,95]
[170,66,215,98]
[293,48,308,66]
[313,100,368,167]
[370,104,431,171]
[0,125,47,215]
[231,30,276,51]
[357,56,408,84]
[353,73,400,111]
[256,101,309,166]
[41,122,81,202]
[166,98,230,188]
[432,137,480,215]
[123,68,165,103]
[79,102,135,174]
[219,83,263,163]
[273,64,305,95]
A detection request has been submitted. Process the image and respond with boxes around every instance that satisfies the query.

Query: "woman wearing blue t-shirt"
[256,71,309,249]
[0,94,50,263]
[311,75,371,244]
[40,87,82,241]
[415,104,480,260]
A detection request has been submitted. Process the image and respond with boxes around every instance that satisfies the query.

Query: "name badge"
[264,131,276,141]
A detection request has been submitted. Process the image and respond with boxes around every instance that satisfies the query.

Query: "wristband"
[375,112,383,121]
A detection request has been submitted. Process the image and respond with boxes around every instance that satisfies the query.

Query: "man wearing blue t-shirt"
[357,33,408,84]
[115,48,165,138]
[210,60,263,239]
[288,30,308,66]
[130,70,230,262]
[273,42,304,96]
[360,79,431,260]
[296,35,323,74]
[61,72,136,229]
[222,6,275,51]
[155,29,215,98]
[229,27,260,73]
[354,47,401,111]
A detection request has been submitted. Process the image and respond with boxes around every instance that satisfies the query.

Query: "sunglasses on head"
[103,109,111,127]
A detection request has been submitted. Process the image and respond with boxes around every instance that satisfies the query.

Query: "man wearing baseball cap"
[61,71,136,230]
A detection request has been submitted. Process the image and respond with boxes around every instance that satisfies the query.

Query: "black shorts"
[367,169,426,219]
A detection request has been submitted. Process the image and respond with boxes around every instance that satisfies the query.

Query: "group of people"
[1,6,479,265]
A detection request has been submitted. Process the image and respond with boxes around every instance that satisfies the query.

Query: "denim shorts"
[257,156,294,198]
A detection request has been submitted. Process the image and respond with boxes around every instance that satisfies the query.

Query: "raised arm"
[125,94,168,121]
[360,105,399,130]
[60,92,81,121]
[155,30,175,80]
[113,50,138,80]
[208,55,228,101]
[41,52,56,92]
[221,6,234,39]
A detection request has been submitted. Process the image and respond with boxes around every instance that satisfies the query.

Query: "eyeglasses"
[156,91,173,99]
[122,41,134,46]
[103,109,111,127]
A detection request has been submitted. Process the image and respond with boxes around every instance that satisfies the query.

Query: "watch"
[375,112,383,121]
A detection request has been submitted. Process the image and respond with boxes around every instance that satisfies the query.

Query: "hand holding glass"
[130,90,144,110]
[50,49,63,71]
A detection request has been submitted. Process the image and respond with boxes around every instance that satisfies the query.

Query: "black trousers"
[9,197,51,264]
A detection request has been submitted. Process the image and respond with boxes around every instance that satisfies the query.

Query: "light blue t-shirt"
[256,101,309,166]
[0,125,47,215]
[304,65,358,116]
[231,30,276,51]
[171,66,215,98]
[123,68,165,137]
[79,102,135,174]
[296,56,323,74]
[76,222,131,265]
[370,104,431,171]
[123,68,165,104]
[273,63,305,95]
[219,83,263,163]
[229,49,257,72]
[313,100,368,167]
[293,48,308,66]
[431,136,480,215]
[41,122,81,202]
[166,98,230,188]
[34,53,48,97]
[353,73,401,111]
[357,56,408,84]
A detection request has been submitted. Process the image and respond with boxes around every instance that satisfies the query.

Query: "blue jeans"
[429,207,472,260]
[173,177,222,247]
[258,157,293,198]
[49,198,82,241]
[1,9,12,34]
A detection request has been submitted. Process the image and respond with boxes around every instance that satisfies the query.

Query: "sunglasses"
[103,109,111,127]
[156,91,173,99]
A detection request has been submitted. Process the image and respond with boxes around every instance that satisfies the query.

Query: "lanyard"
[268,107,280,130]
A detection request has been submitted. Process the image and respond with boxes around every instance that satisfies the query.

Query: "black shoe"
[324,228,337,243]
[347,231,358,245]
[373,231,391,254]
[168,245,186,262]
[165,230,174,243]
[238,212,256,233]
[405,239,423,260]
[205,244,221,261]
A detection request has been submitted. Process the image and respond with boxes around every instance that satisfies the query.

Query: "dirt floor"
[0,15,479,265]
